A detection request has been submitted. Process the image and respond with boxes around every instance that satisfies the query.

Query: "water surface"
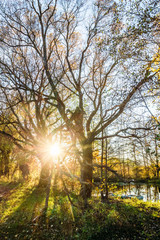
[111,183,160,202]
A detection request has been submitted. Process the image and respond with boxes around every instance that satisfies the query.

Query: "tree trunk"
[80,142,93,201]
[100,103,104,201]
[38,160,51,189]
[155,135,159,179]
[105,138,109,201]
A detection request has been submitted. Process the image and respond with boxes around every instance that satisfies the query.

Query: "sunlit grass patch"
[122,198,160,217]
[0,180,45,224]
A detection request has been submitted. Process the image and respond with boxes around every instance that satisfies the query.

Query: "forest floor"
[0,180,160,240]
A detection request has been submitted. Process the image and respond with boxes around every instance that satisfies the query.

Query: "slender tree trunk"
[142,149,147,179]
[100,103,104,200]
[155,135,159,179]
[101,137,104,200]
[53,171,59,207]
[105,138,109,201]
[127,160,130,179]
[38,162,53,225]
[122,147,125,179]
[38,160,51,189]
[43,162,53,219]
[133,144,138,180]
[80,142,93,202]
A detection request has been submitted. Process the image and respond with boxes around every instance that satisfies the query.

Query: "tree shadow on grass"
[0,181,76,240]
[0,185,47,240]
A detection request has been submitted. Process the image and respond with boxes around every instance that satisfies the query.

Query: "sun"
[48,143,61,157]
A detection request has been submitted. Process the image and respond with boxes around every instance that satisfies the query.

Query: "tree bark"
[38,160,51,189]
[80,142,93,201]
[155,135,159,179]
[105,138,109,201]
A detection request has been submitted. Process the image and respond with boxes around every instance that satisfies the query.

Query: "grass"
[0,180,160,240]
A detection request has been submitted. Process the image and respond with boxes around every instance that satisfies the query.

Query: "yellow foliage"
[149,47,160,78]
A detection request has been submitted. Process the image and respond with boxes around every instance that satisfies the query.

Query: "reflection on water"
[111,183,160,202]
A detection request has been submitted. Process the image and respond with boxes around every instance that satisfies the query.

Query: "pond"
[111,182,160,202]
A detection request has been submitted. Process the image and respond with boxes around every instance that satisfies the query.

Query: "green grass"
[0,180,160,240]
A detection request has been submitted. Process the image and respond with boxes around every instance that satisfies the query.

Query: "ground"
[0,180,160,240]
